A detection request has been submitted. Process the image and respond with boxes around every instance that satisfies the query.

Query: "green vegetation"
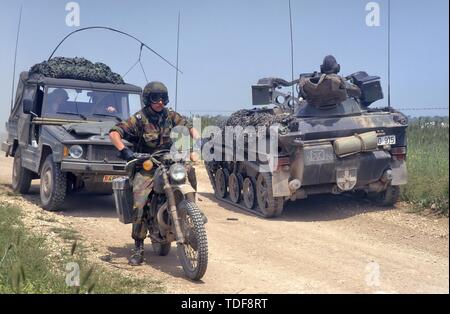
[188,114,449,215]
[0,202,164,293]
[401,117,449,215]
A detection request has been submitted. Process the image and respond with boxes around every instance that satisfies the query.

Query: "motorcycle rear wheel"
[176,200,208,281]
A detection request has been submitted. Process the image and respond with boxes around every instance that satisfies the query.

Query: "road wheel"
[228,173,242,204]
[12,149,32,194]
[214,168,229,198]
[152,241,171,256]
[242,177,256,209]
[40,154,67,211]
[368,185,400,207]
[177,200,208,281]
[256,173,284,218]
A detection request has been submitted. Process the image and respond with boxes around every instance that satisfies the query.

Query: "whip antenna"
[10,5,23,111]
[175,12,181,111]
[288,0,295,102]
[48,26,182,74]
[387,0,391,108]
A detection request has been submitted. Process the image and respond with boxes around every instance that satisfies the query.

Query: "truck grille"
[91,146,122,162]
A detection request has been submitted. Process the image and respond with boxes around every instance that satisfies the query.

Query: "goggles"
[148,93,169,105]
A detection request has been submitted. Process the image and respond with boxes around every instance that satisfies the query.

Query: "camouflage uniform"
[110,106,192,240]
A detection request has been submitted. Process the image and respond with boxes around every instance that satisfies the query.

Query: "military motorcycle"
[112,150,208,281]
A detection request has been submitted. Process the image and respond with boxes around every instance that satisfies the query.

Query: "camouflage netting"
[225,109,294,128]
[29,57,125,84]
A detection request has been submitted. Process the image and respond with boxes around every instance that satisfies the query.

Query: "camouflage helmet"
[320,55,340,74]
[142,81,169,106]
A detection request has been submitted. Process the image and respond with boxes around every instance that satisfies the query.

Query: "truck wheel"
[228,173,243,204]
[256,173,284,218]
[12,149,32,194]
[214,168,229,198]
[40,155,67,211]
[369,185,400,207]
[242,177,256,209]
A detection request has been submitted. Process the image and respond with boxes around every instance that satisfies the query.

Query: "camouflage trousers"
[131,170,154,241]
[130,165,197,241]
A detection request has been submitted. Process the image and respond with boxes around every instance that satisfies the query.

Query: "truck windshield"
[43,87,142,120]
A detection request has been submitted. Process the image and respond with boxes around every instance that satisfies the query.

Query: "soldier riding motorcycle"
[113,149,208,280]
[109,82,206,277]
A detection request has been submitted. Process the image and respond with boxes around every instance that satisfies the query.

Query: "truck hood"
[62,121,116,136]
[43,121,130,146]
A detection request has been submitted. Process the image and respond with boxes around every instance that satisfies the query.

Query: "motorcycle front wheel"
[176,200,208,281]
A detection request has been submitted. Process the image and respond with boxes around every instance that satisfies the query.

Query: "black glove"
[118,147,135,161]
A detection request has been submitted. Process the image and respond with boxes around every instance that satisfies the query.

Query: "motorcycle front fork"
[162,169,185,244]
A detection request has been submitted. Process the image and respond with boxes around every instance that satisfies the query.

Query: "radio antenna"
[288,0,295,101]
[387,0,391,108]
[48,26,182,73]
[10,4,23,111]
[175,12,181,111]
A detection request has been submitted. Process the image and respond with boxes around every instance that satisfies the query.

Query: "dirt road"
[0,155,448,293]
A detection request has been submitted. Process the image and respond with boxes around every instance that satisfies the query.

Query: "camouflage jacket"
[110,107,191,153]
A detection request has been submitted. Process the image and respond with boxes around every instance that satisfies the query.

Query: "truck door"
[19,85,42,171]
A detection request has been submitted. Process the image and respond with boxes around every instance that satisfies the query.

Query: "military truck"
[205,71,408,218]
[2,71,142,211]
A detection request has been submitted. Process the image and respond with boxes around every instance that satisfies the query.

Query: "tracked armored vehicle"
[205,71,408,217]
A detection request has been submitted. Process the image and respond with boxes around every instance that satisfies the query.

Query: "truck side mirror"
[23,99,38,117]
[23,99,34,114]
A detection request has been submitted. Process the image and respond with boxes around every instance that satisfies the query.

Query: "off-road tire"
[12,149,32,194]
[40,154,67,211]
[256,173,284,218]
[177,200,208,281]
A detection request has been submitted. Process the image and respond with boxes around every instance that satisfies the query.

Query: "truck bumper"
[61,160,126,174]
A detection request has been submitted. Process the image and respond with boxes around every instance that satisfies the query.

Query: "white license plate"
[377,135,396,146]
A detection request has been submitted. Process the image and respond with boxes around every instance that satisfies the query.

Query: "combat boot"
[129,239,144,266]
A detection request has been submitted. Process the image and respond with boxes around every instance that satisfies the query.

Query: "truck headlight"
[69,145,83,159]
[169,164,186,182]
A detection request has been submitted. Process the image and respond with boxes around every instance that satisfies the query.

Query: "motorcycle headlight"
[69,145,83,159]
[169,164,186,182]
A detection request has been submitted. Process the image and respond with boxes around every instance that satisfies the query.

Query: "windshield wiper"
[92,113,122,122]
[56,111,87,120]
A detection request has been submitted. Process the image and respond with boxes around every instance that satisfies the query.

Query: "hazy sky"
[0,0,448,129]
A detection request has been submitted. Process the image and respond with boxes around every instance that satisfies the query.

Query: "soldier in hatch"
[319,55,361,98]
[109,81,201,266]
